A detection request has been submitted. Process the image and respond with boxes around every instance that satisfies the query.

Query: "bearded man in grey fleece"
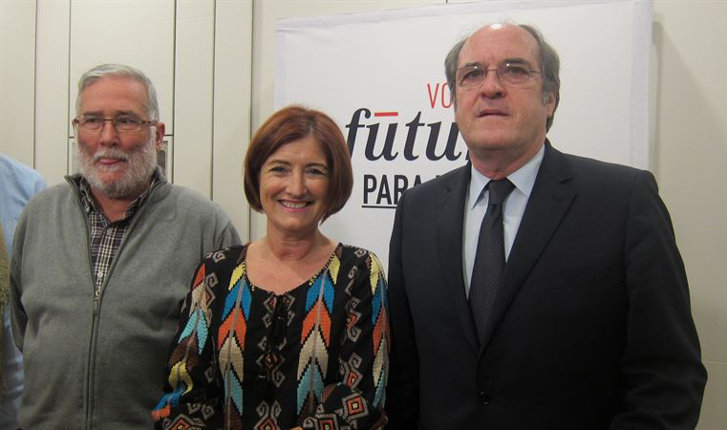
[10,64,241,430]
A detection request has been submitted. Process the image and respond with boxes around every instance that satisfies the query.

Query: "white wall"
[650,2,727,428]
[0,0,724,427]
[0,0,252,239]
[0,0,35,166]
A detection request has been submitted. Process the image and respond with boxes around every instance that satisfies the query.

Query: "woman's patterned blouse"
[153,243,390,430]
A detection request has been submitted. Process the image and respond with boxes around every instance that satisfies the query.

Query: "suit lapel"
[435,165,479,353]
[478,143,576,354]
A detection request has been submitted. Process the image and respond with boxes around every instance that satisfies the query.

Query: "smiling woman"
[153,106,390,430]
[258,136,330,241]
[244,106,353,224]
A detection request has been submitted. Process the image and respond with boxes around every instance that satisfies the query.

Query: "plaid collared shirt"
[77,176,157,297]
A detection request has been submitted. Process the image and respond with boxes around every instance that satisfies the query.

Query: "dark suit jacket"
[386,143,706,430]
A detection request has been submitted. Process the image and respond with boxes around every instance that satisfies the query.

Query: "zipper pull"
[93,287,101,314]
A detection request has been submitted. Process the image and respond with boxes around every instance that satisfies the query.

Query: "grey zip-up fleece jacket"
[10,172,241,430]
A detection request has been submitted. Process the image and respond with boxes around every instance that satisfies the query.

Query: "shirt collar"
[468,143,545,209]
[76,172,159,221]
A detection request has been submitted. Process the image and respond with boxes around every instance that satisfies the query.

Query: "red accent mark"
[427,83,439,108]
[374,111,398,117]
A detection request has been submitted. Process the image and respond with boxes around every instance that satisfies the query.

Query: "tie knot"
[487,179,515,205]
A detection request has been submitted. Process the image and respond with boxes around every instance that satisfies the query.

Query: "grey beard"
[77,140,157,199]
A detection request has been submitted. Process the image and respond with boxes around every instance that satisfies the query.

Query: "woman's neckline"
[243,242,342,296]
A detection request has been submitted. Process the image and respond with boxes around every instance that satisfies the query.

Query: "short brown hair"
[244,105,353,222]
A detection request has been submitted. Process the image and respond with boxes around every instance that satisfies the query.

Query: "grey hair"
[444,23,561,131]
[75,63,160,121]
[444,38,466,105]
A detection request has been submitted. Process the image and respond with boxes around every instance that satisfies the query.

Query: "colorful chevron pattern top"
[153,243,389,430]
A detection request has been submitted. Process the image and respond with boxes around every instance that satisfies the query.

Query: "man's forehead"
[79,75,147,112]
[460,24,539,64]
[84,74,145,90]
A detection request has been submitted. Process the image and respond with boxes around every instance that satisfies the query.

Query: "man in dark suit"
[386,23,706,429]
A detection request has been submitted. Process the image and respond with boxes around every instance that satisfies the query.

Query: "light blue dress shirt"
[0,154,45,430]
[462,145,544,296]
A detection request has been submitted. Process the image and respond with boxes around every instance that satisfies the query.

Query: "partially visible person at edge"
[386,22,706,429]
[10,63,240,429]
[153,105,390,430]
[0,154,44,430]
[0,227,8,426]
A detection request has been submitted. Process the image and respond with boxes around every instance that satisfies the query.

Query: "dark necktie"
[469,178,515,345]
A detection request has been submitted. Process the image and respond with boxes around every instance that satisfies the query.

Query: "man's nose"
[98,119,120,144]
[479,69,505,98]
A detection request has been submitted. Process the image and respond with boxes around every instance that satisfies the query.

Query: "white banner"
[275,0,651,267]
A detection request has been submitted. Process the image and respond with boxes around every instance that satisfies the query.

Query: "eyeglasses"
[72,114,157,134]
[456,62,542,89]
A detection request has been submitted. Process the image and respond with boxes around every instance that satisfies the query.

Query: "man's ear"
[544,91,556,117]
[154,122,166,150]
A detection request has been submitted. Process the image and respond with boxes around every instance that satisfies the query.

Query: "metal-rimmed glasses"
[456,61,542,89]
[72,114,157,134]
